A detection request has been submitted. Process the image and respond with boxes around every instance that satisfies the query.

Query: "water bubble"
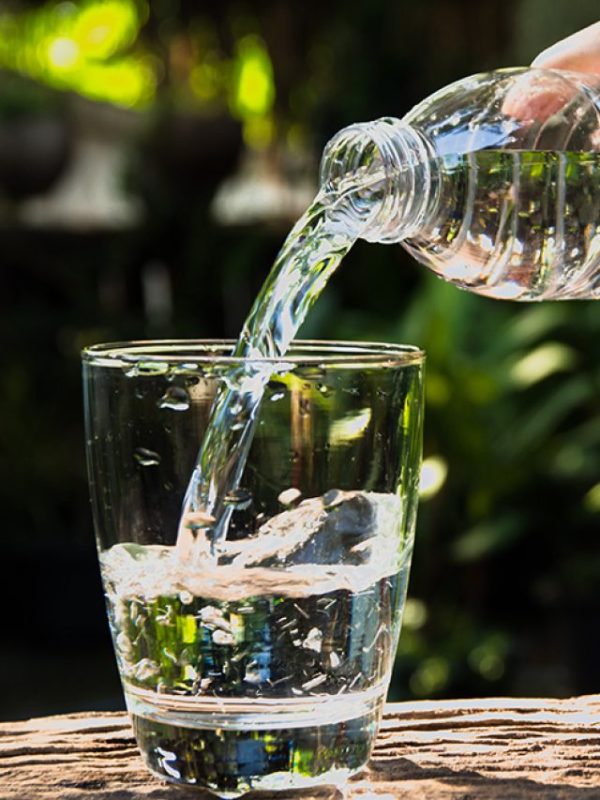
[302,673,327,691]
[212,629,235,646]
[172,362,199,375]
[278,487,302,506]
[158,385,190,411]
[317,383,330,395]
[134,658,160,682]
[270,391,285,402]
[224,488,253,510]
[244,661,267,685]
[293,602,309,619]
[178,590,193,605]
[121,355,139,378]
[199,605,227,628]
[170,363,203,384]
[134,386,146,400]
[134,447,161,466]
[137,361,170,376]
[230,421,245,431]
[302,627,323,653]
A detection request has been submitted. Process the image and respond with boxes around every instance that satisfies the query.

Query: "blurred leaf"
[503,304,568,348]
[509,342,577,387]
[409,656,450,696]
[468,633,509,681]
[584,483,600,514]
[403,597,428,630]
[499,377,593,456]
[452,515,522,562]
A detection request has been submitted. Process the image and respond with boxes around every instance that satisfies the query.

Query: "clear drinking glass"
[83,340,424,797]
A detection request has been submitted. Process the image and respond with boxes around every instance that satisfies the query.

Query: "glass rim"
[82,338,425,368]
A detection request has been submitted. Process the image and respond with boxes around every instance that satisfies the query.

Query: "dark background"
[1,0,600,721]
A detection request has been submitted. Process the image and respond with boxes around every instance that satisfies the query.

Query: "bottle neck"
[319,118,437,243]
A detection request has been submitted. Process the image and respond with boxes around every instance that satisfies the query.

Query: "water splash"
[158,385,191,411]
[177,171,382,561]
[134,447,161,466]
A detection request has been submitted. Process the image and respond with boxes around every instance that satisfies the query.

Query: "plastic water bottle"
[319,67,600,300]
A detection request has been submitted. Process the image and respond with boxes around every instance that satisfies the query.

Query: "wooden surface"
[1,696,600,799]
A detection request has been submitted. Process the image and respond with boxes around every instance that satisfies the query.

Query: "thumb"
[531,21,600,76]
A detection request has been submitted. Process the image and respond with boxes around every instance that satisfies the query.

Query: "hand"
[532,21,600,75]
[502,21,600,122]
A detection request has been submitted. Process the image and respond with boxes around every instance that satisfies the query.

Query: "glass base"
[127,686,382,797]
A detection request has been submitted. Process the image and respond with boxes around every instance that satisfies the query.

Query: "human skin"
[532,21,600,75]
[503,21,600,121]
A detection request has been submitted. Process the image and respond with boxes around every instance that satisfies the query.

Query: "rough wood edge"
[1,696,599,798]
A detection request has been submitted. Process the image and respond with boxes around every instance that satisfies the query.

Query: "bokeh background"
[2,0,600,721]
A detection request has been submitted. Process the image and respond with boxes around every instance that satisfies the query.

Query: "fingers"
[502,71,577,123]
[531,21,600,76]
[502,23,600,123]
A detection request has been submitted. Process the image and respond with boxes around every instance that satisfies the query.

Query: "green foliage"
[3,0,600,718]
[300,244,600,698]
